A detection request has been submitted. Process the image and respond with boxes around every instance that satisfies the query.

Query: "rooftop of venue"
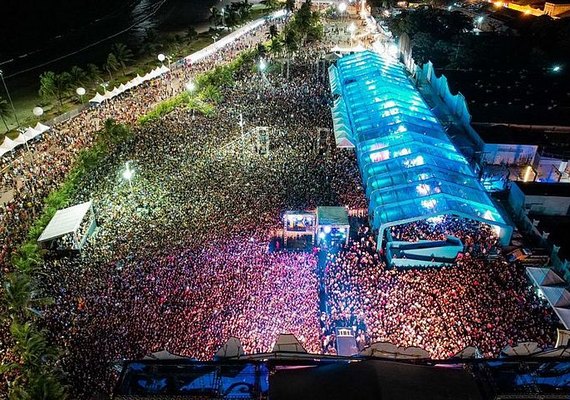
[328,51,511,247]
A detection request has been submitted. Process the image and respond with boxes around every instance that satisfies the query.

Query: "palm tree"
[104,53,119,82]
[85,63,101,83]
[268,37,283,56]
[283,27,298,79]
[2,273,52,319]
[285,0,295,12]
[69,66,87,88]
[266,24,279,40]
[209,6,222,27]
[111,43,134,76]
[39,71,70,109]
[0,96,11,132]
[261,0,280,10]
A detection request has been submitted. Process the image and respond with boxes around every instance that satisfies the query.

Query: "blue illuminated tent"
[328,51,512,249]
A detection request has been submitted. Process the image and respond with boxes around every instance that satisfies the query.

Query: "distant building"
[509,182,570,216]
[544,0,570,17]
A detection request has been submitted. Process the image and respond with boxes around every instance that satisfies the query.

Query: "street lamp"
[185,80,197,120]
[158,53,166,63]
[552,65,562,73]
[122,161,134,190]
[32,107,44,117]
[185,80,196,93]
[348,22,356,46]
[338,2,347,13]
[259,58,267,73]
[0,69,20,128]
[76,87,86,103]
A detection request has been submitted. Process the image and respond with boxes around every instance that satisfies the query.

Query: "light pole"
[338,2,347,21]
[33,106,44,118]
[158,53,171,69]
[185,80,196,120]
[348,22,356,46]
[122,161,134,191]
[76,87,86,103]
[0,69,20,128]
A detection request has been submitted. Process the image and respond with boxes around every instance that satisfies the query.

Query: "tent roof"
[317,206,349,226]
[359,342,430,359]
[34,122,50,133]
[553,307,570,330]
[328,51,510,243]
[541,286,570,308]
[37,201,93,242]
[272,334,307,353]
[501,342,542,357]
[527,267,565,287]
[215,337,245,358]
[143,350,187,360]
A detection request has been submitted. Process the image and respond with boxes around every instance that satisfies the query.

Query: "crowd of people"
[35,36,363,397]
[324,218,557,359]
[0,14,560,400]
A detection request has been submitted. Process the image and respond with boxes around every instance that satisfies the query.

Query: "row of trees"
[38,43,134,110]
[262,0,324,63]
[0,119,132,399]
[209,0,254,29]
[387,6,570,69]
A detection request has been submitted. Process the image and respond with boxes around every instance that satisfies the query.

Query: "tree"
[0,96,11,131]
[85,64,101,83]
[285,0,295,12]
[268,37,283,55]
[69,66,87,88]
[111,43,134,76]
[104,53,119,81]
[261,0,281,10]
[186,27,198,41]
[100,118,132,145]
[2,273,51,320]
[38,71,70,108]
[267,24,279,40]
[209,6,223,26]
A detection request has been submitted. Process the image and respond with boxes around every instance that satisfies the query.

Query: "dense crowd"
[36,40,363,397]
[324,218,557,358]
[0,15,559,400]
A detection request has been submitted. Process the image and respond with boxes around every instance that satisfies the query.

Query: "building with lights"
[328,51,513,253]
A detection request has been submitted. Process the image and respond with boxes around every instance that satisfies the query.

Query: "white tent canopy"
[215,337,245,358]
[38,201,93,243]
[501,342,542,357]
[359,342,430,359]
[34,122,50,133]
[541,286,570,308]
[89,93,107,104]
[23,127,42,141]
[527,267,565,287]
[272,334,307,353]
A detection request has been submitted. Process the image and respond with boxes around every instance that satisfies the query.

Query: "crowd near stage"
[1,10,566,400]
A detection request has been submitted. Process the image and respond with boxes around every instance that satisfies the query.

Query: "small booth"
[316,206,350,246]
[37,201,97,255]
[282,211,316,249]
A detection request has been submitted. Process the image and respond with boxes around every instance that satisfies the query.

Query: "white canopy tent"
[527,267,565,287]
[215,337,245,358]
[34,122,50,133]
[501,342,542,357]
[272,334,307,353]
[23,127,42,141]
[89,92,107,104]
[359,342,430,359]
[540,286,570,308]
[537,286,570,329]
[37,201,95,250]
